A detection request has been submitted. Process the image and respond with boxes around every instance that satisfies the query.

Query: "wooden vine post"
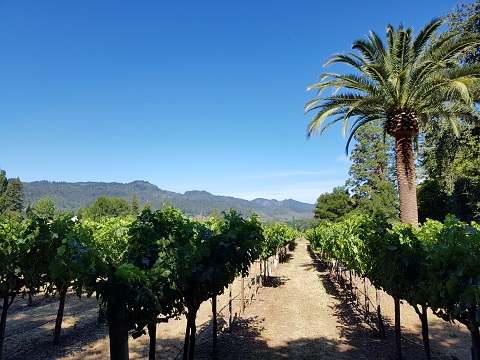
[258,260,263,287]
[349,270,353,295]
[355,272,359,306]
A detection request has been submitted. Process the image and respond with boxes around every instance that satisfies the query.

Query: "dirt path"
[3,237,472,359]
[195,237,471,360]
[193,237,348,359]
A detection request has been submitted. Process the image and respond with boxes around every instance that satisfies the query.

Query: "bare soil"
[3,238,471,359]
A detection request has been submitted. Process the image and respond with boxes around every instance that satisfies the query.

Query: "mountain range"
[23,180,315,222]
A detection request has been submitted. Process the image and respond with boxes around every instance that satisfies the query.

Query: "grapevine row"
[0,208,299,360]
[305,215,480,360]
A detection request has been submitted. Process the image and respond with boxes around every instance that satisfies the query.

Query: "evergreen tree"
[130,194,140,216]
[418,3,480,222]
[32,198,56,219]
[0,170,7,196]
[209,209,221,219]
[447,1,480,65]
[143,201,152,212]
[346,121,399,220]
[313,187,354,224]
[84,196,131,219]
[0,177,24,219]
[76,207,89,220]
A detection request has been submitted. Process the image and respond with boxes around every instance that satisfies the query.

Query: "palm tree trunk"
[395,135,418,226]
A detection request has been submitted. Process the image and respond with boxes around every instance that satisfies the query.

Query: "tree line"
[23,180,315,222]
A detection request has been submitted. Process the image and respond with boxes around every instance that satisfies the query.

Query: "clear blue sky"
[0,1,457,204]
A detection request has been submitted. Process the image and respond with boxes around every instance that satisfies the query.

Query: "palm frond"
[424,31,458,59]
[320,114,350,136]
[303,98,323,113]
[446,62,480,79]
[346,115,382,154]
[447,78,474,102]
[386,24,396,52]
[305,17,480,150]
[411,18,443,60]
[306,107,339,137]
[324,52,366,71]
[390,27,412,76]
[444,114,461,137]
[363,63,389,86]
[429,33,480,63]
[367,30,387,62]
[308,73,379,96]
[406,59,442,98]
[352,38,381,64]
[342,97,383,121]
[306,91,385,139]
[393,69,409,106]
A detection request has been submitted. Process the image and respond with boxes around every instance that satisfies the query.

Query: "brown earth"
[3,237,471,359]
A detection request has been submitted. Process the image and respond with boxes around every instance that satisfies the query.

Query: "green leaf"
[446,277,461,295]
[57,245,66,256]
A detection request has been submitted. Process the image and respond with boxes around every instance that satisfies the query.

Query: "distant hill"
[23,180,315,222]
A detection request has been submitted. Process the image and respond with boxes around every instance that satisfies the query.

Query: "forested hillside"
[23,180,315,222]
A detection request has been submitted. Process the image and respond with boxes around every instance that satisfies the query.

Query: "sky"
[0,1,458,204]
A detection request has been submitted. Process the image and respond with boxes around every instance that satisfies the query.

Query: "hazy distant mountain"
[23,180,315,222]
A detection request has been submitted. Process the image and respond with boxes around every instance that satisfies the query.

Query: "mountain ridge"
[23,180,315,222]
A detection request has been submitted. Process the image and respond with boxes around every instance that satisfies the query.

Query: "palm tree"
[304,18,480,226]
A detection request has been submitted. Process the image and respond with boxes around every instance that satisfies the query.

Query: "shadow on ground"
[261,275,287,288]
[190,244,471,360]
[302,244,469,360]
[192,313,400,360]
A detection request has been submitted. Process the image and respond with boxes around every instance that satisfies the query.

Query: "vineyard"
[0,208,298,360]
[1,236,473,360]
[2,261,266,359]
[2,209,480,359]
[2,1,480,359]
